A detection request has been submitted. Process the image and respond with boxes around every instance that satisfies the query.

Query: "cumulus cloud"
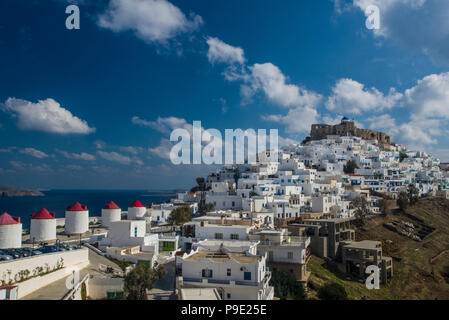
[366,114,440,149]
[278,136,301,147]
[98,0,203,44]
[250,63,323,133]
[9,161,52,172]
[97,150,132,165]
[56,149,96,161]
[19,147,49,159]
[366,114,397,130]
[261,106,320,134]
[206,37,245,65]
[1,98,95,134]
[132,115,192,134]
[149,138,172,159]
[326,78,402,114]
[404,72,449,120]
[345,0,449,64]
[118,146,145,155]
[205,37,323,135]
[245,63,323,109]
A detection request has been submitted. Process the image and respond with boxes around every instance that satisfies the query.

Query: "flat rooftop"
[185,251,260,263]
[180,288,221,300]
[303,217,355,223]
[196,240,257,247]
[198,223,251,228]
[343,240,381,250]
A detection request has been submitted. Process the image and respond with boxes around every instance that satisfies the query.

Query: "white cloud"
[366,114,397,130]
[405,72,449,120]
[206,37,245,65]
[98,0,203,44]
[19,147,49,159]
[366,114,440,148]
[94,141,106,149]
[349,0,449,64]
[322,114,346,125]
[262,106,320,134]
[97,150,132,165]
[0,147,16,153]
[9,161,52,172]
[57,149,96,161]
[278,136,301,147]
[118,146,144,155]
[246,63,323,109]
[132,115,193,134]
[326,78,402,114]
[149,138,172,159]
[1,98,95,134]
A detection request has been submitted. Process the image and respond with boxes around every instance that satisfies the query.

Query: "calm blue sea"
[0,190,173,229]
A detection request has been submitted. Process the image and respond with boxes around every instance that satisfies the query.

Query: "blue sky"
[1,0,449,189]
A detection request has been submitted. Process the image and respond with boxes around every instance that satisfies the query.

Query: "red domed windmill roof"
[129,199,144,208]
[0,212,20,225]
[32,208,55,219]
[66,201,88,211]
[104,201,120,210]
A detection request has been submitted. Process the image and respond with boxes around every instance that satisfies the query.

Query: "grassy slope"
[308,197,449,300]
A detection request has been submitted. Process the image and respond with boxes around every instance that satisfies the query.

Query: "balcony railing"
[208,279,231,285]
[235,280,258,286]
[183,277,202,283]
[183,277,264,287]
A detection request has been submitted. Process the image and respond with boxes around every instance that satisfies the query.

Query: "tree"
[344,160,359,174]
[407,184,419,206]
[317,282,348,300]
[397,191,409,212]
[350,197,370,227]
[168,205,191,226]
[399,152,408,162]
[379,198,391,216]
[124,264,165,300]
[204,203,215,213]
[269,270,307,300]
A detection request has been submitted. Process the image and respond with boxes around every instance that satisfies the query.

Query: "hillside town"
[1,118,449,300]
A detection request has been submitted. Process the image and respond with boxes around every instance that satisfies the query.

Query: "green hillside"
[308,197,449,300]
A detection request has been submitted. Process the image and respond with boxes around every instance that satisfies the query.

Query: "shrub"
[317,282,348,300]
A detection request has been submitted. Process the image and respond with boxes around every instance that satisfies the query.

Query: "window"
[214,233,223,239]
[244,272,251,281]
[288,252,293,260]
[202,269,213,278]
[232,201,235,207]
[227,268,231,276]
[134,227,138,237]
[230,234,239,240]
[227,293,231,299]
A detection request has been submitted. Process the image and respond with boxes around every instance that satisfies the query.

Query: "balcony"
[183,277,266,288]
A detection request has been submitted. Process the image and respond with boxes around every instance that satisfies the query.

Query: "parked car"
[0,254,13,261]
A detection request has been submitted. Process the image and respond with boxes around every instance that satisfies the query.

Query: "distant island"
[0,186,45,197]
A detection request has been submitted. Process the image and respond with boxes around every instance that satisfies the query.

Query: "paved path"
[147,260,177,300]
[21,248,123,300]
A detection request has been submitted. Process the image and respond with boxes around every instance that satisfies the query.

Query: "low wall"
[18,260,89,299]
[0,248,89,298]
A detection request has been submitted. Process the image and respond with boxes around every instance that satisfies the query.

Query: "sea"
[0,189,176,229]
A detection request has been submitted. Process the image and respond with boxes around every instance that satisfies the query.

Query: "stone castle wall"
[310,120,391,144]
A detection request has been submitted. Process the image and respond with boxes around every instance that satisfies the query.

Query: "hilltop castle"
[310,117,391,145]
